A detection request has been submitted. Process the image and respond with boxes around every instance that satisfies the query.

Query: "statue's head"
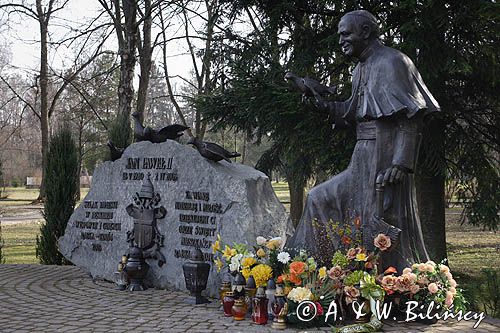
[338,10,380,58]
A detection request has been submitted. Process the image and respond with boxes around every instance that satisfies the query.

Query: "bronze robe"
[287,41,440,272]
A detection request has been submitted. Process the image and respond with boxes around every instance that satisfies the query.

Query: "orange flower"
[354,216,361,229]
[384,266,397,275]
[289,261,306,276]
[341,235,352,245]
[277,274,286,284]
[289,273,302,286]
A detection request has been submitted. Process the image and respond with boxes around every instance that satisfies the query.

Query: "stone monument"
[59,140,292,296]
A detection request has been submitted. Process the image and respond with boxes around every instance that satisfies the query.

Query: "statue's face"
[338,16,367,58]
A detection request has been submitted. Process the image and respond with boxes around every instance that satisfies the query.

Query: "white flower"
[277,251,291,264]
[256,236,267,245]
[229,262,240,272]
[287,287,313,303]
[231,253,243,264]
[229,253,243,272]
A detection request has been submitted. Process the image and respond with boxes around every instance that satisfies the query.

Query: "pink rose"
[410,284,420,294]
[328,266,345,281]
[374,234,392,251]
[417,274,429,286]
[381,275,397,291]
[402,267,412,275]
[344,286,360,304]
[450,279,457,288]
[426,260,436,267]
[424,264,435,272]
[418,263,427,272]
[445,272,453,281]
[346,247,363,260]
[395,274,417,293]
[440,265,450,274]
[445,291,454,307]
[449,287,457,295]
[428,283,439,294]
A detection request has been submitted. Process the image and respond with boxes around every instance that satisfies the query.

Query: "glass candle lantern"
[219,281,232,304]
[223,291,235,317]
[272,285,287,320]
[232,298,247,321]
[266,278,276,319]
[252,287,269,325]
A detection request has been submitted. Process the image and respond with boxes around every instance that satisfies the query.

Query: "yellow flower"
[222,245,237,260]
[242,267,252,280]
[256,248,266,258]
[355,253,367,262]
[242,257,257,268]
[250,264,273,287]
[215,258,224,272]
[211,235,221,254]
[319,266,327,280]
[265,237,282,250]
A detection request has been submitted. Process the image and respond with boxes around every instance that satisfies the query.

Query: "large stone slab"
[59,140,292,296]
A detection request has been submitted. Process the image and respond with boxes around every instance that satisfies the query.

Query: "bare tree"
[158,0,225,140]
[0,0,110,200]
[98,0,163,147]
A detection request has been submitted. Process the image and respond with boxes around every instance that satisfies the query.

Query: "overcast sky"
[2,0,193,84]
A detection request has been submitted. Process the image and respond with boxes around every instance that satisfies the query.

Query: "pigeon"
[284,72,309,95]
[303,77,337,96]
[107,140,124,161]
[187,137,241,163]
[132,112,189,143]
[284,72,337,99]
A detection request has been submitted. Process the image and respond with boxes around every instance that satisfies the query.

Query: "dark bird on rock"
[132,112,189,143]
[107,140,124,161]
[284,72,337,99]
[187,137,241,163]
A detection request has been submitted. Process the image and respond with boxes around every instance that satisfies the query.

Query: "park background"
[0,0,498,320]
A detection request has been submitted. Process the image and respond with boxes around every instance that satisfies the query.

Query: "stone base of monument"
[58,140,293,297]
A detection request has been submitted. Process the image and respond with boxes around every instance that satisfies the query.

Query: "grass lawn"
[0,187,90,264]
[1,222,41,264]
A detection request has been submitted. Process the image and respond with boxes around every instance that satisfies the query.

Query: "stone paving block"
[1,265,499,333]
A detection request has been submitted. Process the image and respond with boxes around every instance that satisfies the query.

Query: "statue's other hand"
[382,165,408,185]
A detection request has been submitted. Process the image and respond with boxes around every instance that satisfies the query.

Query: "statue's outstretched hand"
[382,165,408,185]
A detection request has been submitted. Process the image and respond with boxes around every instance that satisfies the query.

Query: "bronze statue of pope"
[287,10,440,272]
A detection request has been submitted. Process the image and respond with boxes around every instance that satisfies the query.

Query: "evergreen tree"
[197,0,498,238]
[36,127,79,265]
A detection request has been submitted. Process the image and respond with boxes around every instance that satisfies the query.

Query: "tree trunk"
[135,0,152,122]
[287,174,306,228]
[112,0,137,147]
[36,0,49,201]
[415,119,447,262]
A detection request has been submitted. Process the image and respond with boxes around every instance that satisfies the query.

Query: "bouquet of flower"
[381,260,466,312]
[271,250,337,326]
[212,235,279,286]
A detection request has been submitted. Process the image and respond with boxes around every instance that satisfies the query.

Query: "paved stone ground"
[0,265,498,333]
